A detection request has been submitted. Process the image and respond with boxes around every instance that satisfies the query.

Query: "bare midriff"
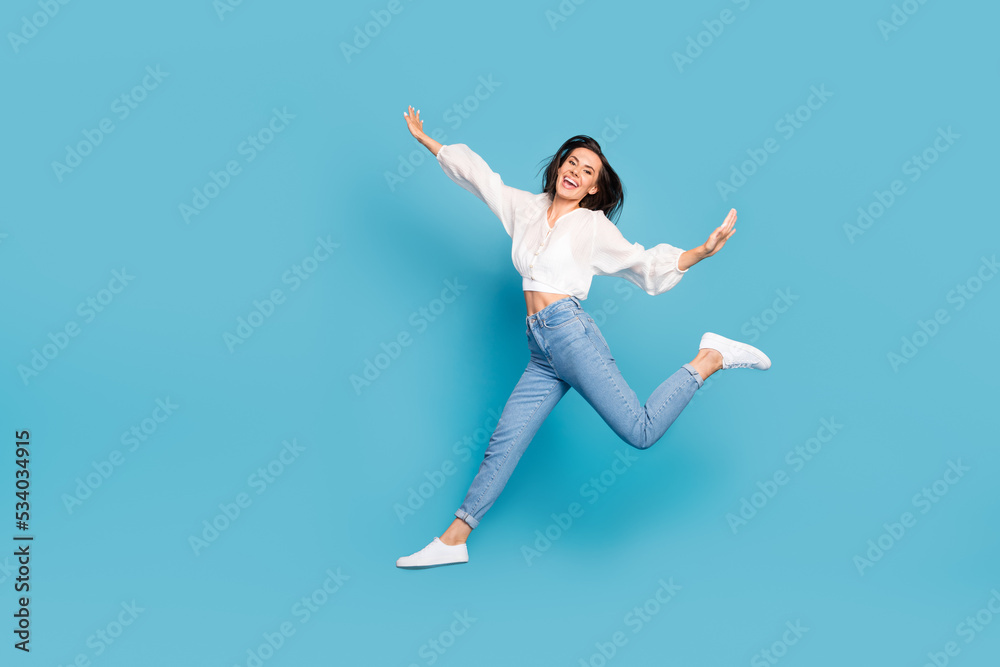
[524,290,573,317]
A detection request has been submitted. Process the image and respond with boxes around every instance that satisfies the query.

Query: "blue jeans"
[455,295,704,530]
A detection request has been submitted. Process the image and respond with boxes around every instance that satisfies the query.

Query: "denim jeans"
[455,295,704,530]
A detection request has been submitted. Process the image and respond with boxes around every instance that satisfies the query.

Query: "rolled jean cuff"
[455,509,479,530]
[682,363,704,389]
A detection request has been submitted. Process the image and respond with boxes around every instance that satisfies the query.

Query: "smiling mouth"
[562,176,578,189]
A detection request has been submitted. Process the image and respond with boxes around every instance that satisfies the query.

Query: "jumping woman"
[396,106,771,569]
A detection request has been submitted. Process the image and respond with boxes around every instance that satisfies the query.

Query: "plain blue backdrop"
[2,0,998,665]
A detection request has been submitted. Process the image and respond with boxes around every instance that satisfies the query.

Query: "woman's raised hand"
[404,105,443,157]
[404,105,425,139]
[702,208,737,258]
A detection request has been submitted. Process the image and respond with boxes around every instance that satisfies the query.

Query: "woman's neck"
[547,193,580,222]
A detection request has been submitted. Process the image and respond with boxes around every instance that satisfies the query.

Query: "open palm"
[404,105,425,139]
[704,208,737,257]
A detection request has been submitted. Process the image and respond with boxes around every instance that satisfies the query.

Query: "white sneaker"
[396,537,469,569]
[699,332,771,370]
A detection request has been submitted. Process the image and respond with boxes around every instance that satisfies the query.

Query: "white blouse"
[435,143,688,301]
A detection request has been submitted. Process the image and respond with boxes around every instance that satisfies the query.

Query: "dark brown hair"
[536,135,625,224]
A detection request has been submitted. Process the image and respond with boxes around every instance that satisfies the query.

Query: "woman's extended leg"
[448,347,571,538]
[396,328,569,567]
[547,312,716,450]
[437,354,569,546]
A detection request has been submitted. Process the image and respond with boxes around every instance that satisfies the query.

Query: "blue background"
[2,0,998,664]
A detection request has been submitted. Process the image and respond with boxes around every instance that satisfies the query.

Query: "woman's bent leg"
[548,312,703,450]
[456,351,570,529]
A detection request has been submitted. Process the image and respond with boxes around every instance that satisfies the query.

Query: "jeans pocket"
[543,309,581,330]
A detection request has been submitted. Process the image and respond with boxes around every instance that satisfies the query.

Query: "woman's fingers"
[404,105,424,136]
[724,209,737,232]
[708,209,736,251]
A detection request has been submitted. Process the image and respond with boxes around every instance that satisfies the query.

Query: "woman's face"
[555,148,601,202]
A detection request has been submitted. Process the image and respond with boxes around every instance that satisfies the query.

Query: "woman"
[396,106,771,569]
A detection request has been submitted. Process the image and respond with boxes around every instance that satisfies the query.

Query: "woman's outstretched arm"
[404,106,442,156]
[589,208,739,296]
[403,104,536,238]
[677,208,737,270]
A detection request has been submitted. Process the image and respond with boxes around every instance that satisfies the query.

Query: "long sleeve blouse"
[435,143,688,301]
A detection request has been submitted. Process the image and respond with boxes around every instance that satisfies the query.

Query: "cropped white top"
[435,143,688,301]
